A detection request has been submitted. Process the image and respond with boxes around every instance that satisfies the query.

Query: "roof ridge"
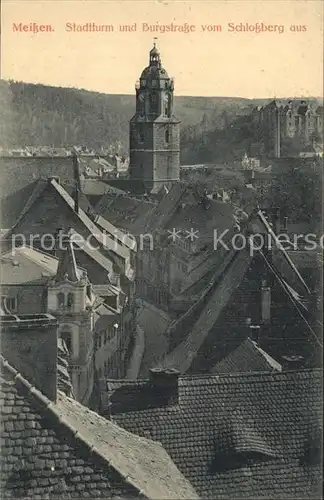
[257,210,310,295]
[105,367,322,386]
[0,355,146,498]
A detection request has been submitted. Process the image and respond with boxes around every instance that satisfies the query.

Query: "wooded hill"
[0,79,258,161]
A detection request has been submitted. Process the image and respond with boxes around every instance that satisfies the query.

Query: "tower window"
[164,81,168,89]
[150,92,158,113]
[67,293,74,309]
[138,125,145,143]
[61,331,72,353]
[57,292,65,308]
[165,128,170,144]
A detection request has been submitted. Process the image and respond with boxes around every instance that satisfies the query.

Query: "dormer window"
[211,415,278,472]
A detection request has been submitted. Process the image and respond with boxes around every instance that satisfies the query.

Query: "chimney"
[261,280,271,323]
[0,313,58,401]
[270,207,281,235]
[149,367,180,406]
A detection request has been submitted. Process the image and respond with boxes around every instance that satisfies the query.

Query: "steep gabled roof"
[0,356,198,500]
[212,337,282,373]
[95,192,156,236]
[108,369,322,500]
[0,179,48,229]
[95,214,137,251]
[164,248,253,373]
[51,179,130,261]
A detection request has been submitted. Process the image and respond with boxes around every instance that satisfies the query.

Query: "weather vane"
[153,36,158,46]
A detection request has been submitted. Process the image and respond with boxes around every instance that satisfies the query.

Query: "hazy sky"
[2,0,323,98]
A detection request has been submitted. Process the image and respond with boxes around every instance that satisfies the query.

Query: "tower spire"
[55,233,80,283]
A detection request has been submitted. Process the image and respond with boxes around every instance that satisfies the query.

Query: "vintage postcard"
[0,0,323,498]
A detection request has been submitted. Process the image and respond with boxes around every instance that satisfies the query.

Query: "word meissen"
[12,23,54,33]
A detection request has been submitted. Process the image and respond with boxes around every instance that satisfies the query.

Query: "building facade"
[253,100,323,158]
[129,43,181,194]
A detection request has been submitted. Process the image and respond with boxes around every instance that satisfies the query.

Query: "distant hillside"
[0,80,256,156]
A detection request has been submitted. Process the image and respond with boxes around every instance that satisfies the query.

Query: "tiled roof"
[161,208,316,374]
[0,156,77,199]
[0,356,198,500]
[69,229,114,276]
[51,179,130,262]
[95,215,137,251]
[108,369,322,499]
[82,179,125,196]
[136,300,172,378]
[164,248,253,373]
[95,193,156,236]
[164,197,235,240]
[0,180,48,229]
[211,337,282,373]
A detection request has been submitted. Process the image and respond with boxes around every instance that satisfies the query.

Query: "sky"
[1,0,323,98]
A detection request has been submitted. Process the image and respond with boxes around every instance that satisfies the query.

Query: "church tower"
[129,41,181,194]
[47,233,95,404]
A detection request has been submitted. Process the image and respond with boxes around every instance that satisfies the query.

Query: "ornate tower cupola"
[149,42,161,67]
[129,40,181,194]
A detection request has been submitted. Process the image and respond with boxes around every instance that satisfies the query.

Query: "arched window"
[165,128,169,144]
[61,331,72,353]
[138,126,145,143]
[164,93,171,117]
[67,293,74,309]
[57,292,65,309]
[150,92,158,113]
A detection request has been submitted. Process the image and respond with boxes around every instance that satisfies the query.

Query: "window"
[3,297,17,313]
[150,92,158,113]
[61,331,72,353]
[164,81,168,89]
[138,127,145,143]
[165,128,169,144]
[57,292,65,308]
[67,293,74,309]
